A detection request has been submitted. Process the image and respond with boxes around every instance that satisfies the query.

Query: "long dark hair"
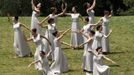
[14,16,19,21]
[52,31,58,37]
[48,18,54,24]
[96,47,102,52]
[72,6,78,13]
[89,30,95,36]
[32,28,37,33]
[50,7,57,14]
[96,25,102,31]
[83,2,88,10]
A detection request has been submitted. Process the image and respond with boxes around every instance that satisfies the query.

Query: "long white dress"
[49,14,58,26]
[93,54,110,75]
[32,34,49,70]
[92,31,103,51]
[36,55,50,75]
[47,24,57,60]
[13,22,31,57]
[82,37,94,72]
[101,17,110,52]
[31,11,42,35]
[50,38,68,74]
[82,24,92,51]
[70,13,83,48]
[87,10,95,24]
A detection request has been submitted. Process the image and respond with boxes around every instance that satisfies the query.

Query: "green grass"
[0,16,134,75]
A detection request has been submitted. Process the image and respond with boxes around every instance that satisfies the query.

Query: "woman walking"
[31,0,42,35]
[8,15,32,58]
[98,10,112,53]
[65,6,84,49]
[50,28,70,74]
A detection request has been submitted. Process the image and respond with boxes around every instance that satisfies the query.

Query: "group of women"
[7,0,118,75]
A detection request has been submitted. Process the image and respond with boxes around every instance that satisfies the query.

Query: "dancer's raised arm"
[79,37,92,47]
[28,59,41,68]
[20,24,31,32]
[61,41,71,47]
[108,10,113,18]
[57,28,71,40]
[7,13,13,25]
[103,55,117,64]
[57,2,67,17]
[103,29,112,38]
[39,16,50,25]
[87,0,96,12]
[31,0,40,13]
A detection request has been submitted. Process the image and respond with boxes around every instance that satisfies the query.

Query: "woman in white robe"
[7,16,32,57]
[84,0,96,24]
[50,28,70,74]
[98,10,112,53]
[92,25,112,52]
[65,6,84,49]
[88,47,117,75]
[39,2,67,29]
[31,0,42,35]
[27,28,51,73]
[79,30,95,74]
[28,51,51,75]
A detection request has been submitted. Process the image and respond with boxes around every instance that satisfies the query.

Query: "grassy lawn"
[0,16,134,75]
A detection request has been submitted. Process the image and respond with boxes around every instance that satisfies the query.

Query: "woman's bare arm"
[79,37,92,47]
[57,28,71,40]
[31,0,40,13]
[28,60,40,68]
[103,29,112,38]
[7,13,13,25]
[20,24,31,32]
[103,55,117,64]
[87,0,96,12]
[39,16,50,25]
[57,2,67,16]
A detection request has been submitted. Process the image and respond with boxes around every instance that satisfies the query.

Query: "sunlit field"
[0,16,134,75]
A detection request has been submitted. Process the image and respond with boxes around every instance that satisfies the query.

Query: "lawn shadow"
[108,51,125,55]
[109,64,120,67]
[62,47,72,49]
[62,47,84,50]
[63,69,77,73]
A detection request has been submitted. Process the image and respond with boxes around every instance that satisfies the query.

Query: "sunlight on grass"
[0,16,134,75]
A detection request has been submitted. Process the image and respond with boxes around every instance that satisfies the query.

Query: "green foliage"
[119,7,134,16]
[123,0,134,7]
[0,0,134,16]
[0,0,31,16]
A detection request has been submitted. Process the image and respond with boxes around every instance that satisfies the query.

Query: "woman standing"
[65,6,84,49]
[81,17,99,52]
[90,47,117,75]
[46,18,57,60]
[28,51,50,75]
[31,0,42,35]
[8,16,32,58]
[79,30,95,73]
[99,10,112,53]
[50,28,70,74]
[92,25,112,52]
[27,28,51,73]
[39,1,67,29]
[84,0,96,24]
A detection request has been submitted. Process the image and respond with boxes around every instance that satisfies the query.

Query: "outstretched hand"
[31,0,33,4]
[27,64,32,68]
[109,29,112,33]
